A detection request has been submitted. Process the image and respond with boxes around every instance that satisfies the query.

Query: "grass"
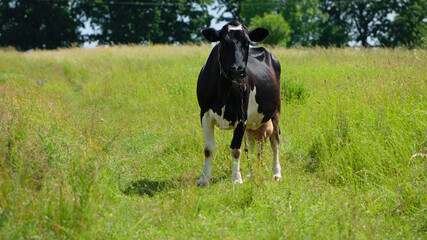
[0,45,426,239]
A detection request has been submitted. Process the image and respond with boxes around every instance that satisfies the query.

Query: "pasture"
[0,45,425,239]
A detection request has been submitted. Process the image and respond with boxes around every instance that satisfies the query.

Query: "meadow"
[0,45,425,239]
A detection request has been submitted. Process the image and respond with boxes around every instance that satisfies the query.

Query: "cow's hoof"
[233,179,243,184]
[232,172,243,184]
[273,174,282,181]
[197,176,209,187]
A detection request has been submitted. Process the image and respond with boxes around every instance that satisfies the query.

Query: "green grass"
[0,45,426,239]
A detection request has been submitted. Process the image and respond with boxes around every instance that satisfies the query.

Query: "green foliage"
[80,0,213,45]
[0,0,83,50]
[215,0,243,22]
[316,24,349,47]
[222,0,329,47]
[316,0,350,47]
[219,0,426,48]
[280,77,308,103]
[342,0,392,47]
[378,0,427,48]
[0,46,426,238]
[277,0,326,47]
[1,0,426,49]
[240,0,277,24]
[249,12,291,46]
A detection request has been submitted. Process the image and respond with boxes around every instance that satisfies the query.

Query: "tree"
[240,0,278,24]
[250,12,291,46]
[219,0,325,47]
[343,0,391,47]
[378,0,427,48]
[276,0,326,47]
[316,0,350,47]
[79,0,213,45]
[0,0,83,51]
[215,0,242,22]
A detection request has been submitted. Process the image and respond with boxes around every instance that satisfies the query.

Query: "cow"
[196,20,282,186]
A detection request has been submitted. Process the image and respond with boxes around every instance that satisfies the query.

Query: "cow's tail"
[271,111,280,143]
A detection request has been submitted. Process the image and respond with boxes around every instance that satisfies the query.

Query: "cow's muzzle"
[228,66,247,79]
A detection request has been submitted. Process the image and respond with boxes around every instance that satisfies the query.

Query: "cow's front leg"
[230,122,245,184]
[198,111,215,186]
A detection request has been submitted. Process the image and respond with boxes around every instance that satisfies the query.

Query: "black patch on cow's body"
[230,122,246,149]
[246,46,281,123]
[204,148,211,158]
[197,44,250,128]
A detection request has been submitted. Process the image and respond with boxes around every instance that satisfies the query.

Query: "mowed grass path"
[0,46,425,239]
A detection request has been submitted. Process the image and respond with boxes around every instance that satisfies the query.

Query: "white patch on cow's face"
[246,87,265,130]
[209,106,237,130]
[228,24,243,31]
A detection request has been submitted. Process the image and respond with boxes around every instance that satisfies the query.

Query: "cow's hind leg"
[198,111,215,186]
[270,112,282,181]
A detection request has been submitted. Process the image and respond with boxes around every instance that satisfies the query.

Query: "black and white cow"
[197,21,282,186]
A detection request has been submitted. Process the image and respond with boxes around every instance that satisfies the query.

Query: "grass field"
[0,45,426,239]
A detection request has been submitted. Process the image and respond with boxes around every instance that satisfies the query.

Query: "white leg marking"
[198,112,215,186]
[230,148,243,184]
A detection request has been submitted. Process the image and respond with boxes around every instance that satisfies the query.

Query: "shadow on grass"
[122,179,174,197]
[122,175,228,197]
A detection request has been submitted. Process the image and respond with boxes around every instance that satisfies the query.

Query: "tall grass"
[0,45,425,239]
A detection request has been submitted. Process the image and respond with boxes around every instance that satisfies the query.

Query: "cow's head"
[202,21,269,80]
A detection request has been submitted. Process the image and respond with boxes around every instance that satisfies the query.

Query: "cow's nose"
[229,66,247,78]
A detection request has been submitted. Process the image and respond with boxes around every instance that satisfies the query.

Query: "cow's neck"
[217,72,246,99]
[217,70,248,123]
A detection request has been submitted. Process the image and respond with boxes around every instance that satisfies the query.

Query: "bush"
[249,12,291,46]
[281,77,308,103]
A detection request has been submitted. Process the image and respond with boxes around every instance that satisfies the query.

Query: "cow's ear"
[249,28,269,42]
[202,28,220,42]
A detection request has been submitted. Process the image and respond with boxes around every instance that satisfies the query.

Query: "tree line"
[0,0,425,51]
